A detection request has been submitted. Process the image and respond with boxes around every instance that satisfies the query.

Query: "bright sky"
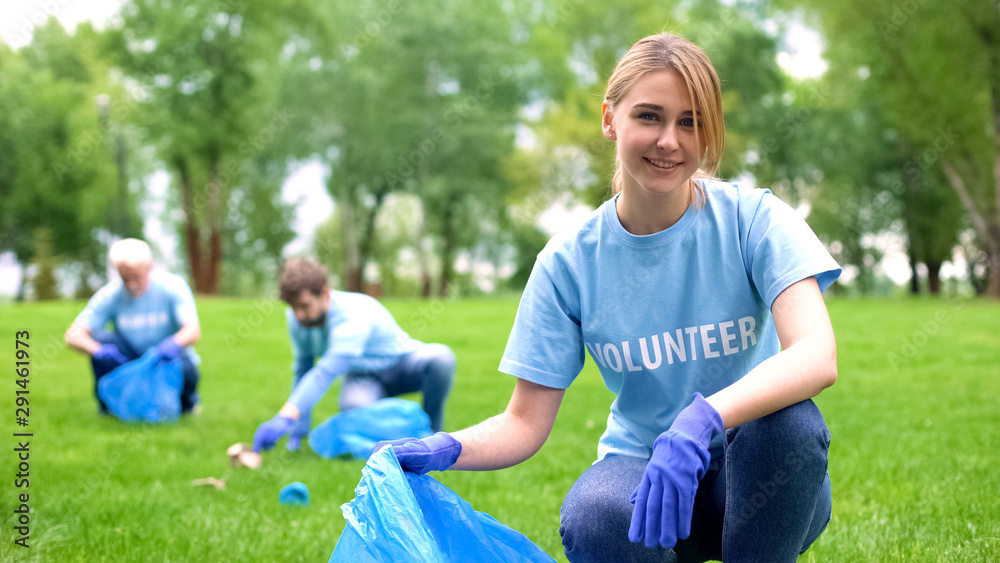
[775,21,828,78]
[0,0,125,49]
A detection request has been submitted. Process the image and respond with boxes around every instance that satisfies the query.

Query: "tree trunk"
[439,202,455,298]
[176,155,206,292]
[204,154,224,295]
[113,134,133,237]
[988,249,1000,298]
[176,153,225,295]
[926,261,942,294]
[986,24,1000,298]
[337,183,362,292]
[419,65,437,299]
[358,185,388,296]
[941,160,1000,298]
[207,229,222,294]
[908,250,920,295]
[417,199,432,298]
[15,260,27,303]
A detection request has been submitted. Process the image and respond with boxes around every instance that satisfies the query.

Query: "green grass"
[0,295,998,562]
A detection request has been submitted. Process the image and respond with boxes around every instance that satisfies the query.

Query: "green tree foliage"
[751,73,964,294]
[313,210,346,289]
[105,0,317,294]
[8,0,983,300]
[275,0,526,295]
[774,0,1000,296]
[220,159,297,296]
[0,20,142,298]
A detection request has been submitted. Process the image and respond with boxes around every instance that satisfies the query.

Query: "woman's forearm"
[706,338,836,429]
[706,277,837,428]
[451,378,565,470]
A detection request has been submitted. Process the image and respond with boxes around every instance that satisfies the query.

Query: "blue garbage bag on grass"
[97,348,182,422]
[309,398,432,460]
[329,446,556,563]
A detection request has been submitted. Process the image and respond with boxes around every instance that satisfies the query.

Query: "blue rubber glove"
[373,432,462,475]
[94,343,129,366]
[155,337,182,361]
[629,393,724,549]
[286,414,311,451]
[254,415,295,453]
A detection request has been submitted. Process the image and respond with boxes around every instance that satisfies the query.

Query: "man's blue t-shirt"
[498,179,841,462]
[76,270,200,362]
[285,290,421,411]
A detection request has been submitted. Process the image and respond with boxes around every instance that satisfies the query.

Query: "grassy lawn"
[1,295,998,562]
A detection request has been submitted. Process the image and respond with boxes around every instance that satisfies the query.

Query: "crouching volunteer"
[64,238,202,414]
[253,257,456,452]
[376,33,841,563]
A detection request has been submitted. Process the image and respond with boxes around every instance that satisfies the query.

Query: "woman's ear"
[601,100,617,140]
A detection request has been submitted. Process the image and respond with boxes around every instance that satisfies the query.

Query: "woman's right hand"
[374,432,462,475]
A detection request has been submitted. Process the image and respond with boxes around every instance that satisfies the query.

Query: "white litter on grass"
[192,477,226,490]
[227,442,262,469]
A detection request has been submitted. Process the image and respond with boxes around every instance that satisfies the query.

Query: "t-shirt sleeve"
[169,276,199,325]
[742,190,842,307]
[287,311,360,411]
[498,258,585,389]
[75,281,122,332]
[287,356,350,412]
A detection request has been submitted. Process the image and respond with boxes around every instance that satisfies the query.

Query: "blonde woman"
[379,33,840,562]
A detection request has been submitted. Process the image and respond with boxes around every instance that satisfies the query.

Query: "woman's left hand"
[628,393,723,549]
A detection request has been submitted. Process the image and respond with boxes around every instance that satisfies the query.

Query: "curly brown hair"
[278,257,329,303]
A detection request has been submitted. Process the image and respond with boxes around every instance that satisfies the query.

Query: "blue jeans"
[90,330,201,413]
[294,343,456,434]
[560,400,832,563]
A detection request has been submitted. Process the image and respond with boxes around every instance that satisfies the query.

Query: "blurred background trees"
[773,0,999,295]
[0,0,995,299]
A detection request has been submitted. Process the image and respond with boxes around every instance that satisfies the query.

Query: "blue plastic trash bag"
[329,446,556,563]
[97,347,183,422]
[309,398,432,460]
[280,482,310,507]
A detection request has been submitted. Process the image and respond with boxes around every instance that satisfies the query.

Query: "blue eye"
[680,118,695,127]
[638,112,658,121]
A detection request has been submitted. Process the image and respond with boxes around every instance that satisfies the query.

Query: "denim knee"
[721,401,832,562]
[421,344,456,386]
[561,481,630,561]
[729,400,830,465]
[560,456,676,563]
[179,356,200,412]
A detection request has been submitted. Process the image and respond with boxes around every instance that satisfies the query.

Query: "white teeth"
[647,158,679,169]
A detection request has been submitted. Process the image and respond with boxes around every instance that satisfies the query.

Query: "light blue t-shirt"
[498,179,841,462]
[286,290,422,411]
[76,270,200,362]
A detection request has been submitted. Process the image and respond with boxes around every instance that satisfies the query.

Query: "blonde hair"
[605,33,724,199]
[108,238,153,268]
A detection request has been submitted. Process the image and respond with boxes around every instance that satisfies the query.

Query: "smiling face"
[603,70,703,201]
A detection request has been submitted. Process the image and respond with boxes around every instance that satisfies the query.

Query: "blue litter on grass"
[329,446,556,562]
[309,398,432,460]
[97,348,183,422]
[280,482,310,507]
